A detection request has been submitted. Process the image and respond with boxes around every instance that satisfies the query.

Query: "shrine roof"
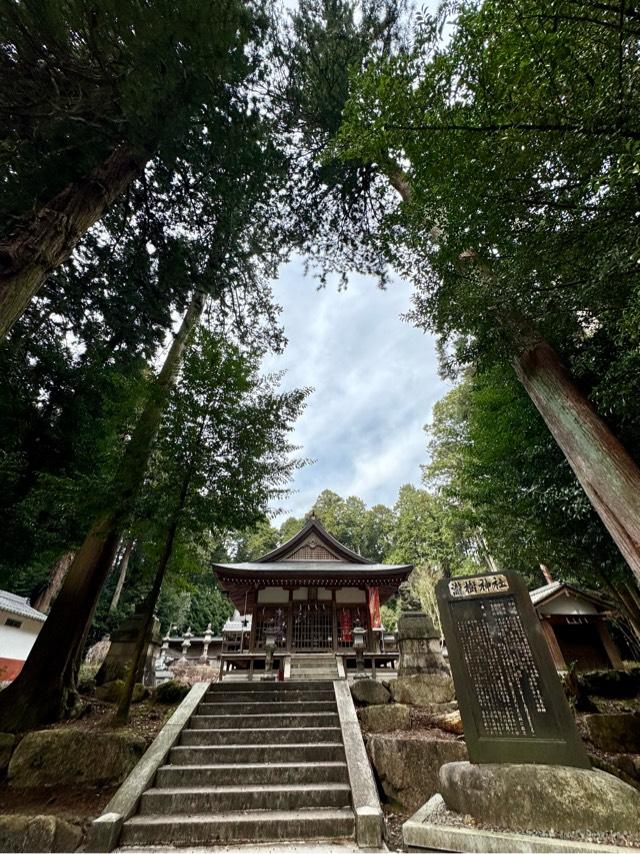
[213,561,411,577]
[255,514,372,564]
[529,580,613,611]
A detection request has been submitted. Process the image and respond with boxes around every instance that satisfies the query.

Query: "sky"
[264,256,451,524]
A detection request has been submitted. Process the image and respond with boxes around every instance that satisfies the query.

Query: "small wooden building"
[531,581,623,671]
[213,515,412,656]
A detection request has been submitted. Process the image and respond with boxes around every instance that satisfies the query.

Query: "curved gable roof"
[257,515,372,564]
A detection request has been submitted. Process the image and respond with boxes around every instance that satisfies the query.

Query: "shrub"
[154,679,190,704]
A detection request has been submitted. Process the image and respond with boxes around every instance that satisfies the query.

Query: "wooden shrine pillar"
[595,619,623,669]
[331,590,338,652]
[541,618,567,670]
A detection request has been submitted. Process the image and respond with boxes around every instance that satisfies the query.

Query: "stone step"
[205,689,335,703]
[197,700,337,715]
[189,711,339,729]
[139,783,351,814]
[288,672,339,680]
[181,726,343,746]
[120,808,356,846]
[155,761,349,788]
[208,679,334,691]
[169,742,346,765]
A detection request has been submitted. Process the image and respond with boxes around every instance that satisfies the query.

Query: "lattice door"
[254,606,288,649]
[292,601,332,650]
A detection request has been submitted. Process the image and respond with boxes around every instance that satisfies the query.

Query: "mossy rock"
[8,729,145,788]
[359,703,411,733]
[0,815,81,853]
[578,668,640,699]
[154,679,190,704]
[350,679,391,706]
[95,680,147,703]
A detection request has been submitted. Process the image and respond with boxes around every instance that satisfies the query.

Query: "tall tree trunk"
[0,291,205,732]
[114,511,186,725]
[109,539,135,613]
[114,406,205,726]
[512,331,640,587]
[32,550,75,614]
[385,166,640,587]
[0,145,149,339]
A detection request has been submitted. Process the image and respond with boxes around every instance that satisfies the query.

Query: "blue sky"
[265,256,451,523]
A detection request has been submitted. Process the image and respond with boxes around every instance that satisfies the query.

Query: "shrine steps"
[117,680,357,848]
[291,653,340,681]
[119,809,356,847]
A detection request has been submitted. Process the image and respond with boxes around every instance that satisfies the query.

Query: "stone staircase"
[119,680,356,847]
[290,653,340,681]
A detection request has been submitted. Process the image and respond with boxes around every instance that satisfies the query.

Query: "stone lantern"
[352,623,367,678]
[200,623,213,664]
[262,621,278,681]
[179,627,193,664]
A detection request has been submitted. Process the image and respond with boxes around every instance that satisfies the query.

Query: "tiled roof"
[214,561,411,574]
[0,590,47,623]
[529,581,562,606]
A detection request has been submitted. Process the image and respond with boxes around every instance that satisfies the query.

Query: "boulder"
[0,815,81,852]
[0,733,15,777]
[8,729,145,788]
[584,713,640,754]
[154,679,190,704]
[390,673,455,706]
[433,710,463,735]
[95,680,147,704]
[359,704,411,733]
[367,733,467,813]
[350,679,391,707]
[439,761,640,834]
[578,668,640,699]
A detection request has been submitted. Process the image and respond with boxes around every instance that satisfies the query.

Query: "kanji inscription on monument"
[437,571,589,767]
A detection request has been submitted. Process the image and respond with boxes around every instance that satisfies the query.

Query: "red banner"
[368,587,382,630]
[340,608,352,642]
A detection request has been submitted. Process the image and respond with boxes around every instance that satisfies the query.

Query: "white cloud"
[265,256,451,522]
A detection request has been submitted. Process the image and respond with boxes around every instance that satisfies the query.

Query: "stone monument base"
[437,761,640,835]
[403,794,635,854]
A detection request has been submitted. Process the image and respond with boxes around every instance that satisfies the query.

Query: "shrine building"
[212,514,412,658]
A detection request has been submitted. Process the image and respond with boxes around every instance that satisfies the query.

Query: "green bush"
[154,679,190,704]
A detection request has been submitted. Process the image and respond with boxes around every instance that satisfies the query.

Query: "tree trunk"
[109,539,135,613]
[0,145,149,339]
[113,414,199,726]
[384,168,640,587]
[113,520,181,726]
[32,550,75,614]
[0,291,205,732]
[512,332,640,587]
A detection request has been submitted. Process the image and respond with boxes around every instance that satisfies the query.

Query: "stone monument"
[436,570,588,766]
[96,602,162,686]
[390,581,455,707]
[396,581,448,677]
[401,570,640,849]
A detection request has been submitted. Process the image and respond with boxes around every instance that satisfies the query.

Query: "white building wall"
[0,611,42,661]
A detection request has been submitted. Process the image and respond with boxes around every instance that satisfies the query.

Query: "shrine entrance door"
[292,601,333,651]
